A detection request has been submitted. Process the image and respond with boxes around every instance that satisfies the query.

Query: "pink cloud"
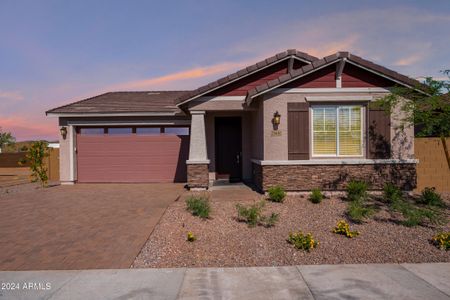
[394,53,425,66]
[0,90,24,101]
[1,116,58,141]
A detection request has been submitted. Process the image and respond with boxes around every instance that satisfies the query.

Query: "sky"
[1,0,449,141]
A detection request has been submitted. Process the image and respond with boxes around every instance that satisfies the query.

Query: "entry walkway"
[0,263,449,299]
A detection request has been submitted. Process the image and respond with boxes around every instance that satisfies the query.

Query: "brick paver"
[0,183,184,270]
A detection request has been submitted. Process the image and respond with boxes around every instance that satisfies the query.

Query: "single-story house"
[46,50,423,191]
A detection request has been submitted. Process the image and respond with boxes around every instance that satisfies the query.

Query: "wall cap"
[251,158,418,165]
[186,160,210,165]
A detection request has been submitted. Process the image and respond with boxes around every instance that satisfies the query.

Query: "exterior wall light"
[273,111,281,126]
[60,126,68,139]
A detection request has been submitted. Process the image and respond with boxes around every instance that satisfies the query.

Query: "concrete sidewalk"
[0,263,449,299]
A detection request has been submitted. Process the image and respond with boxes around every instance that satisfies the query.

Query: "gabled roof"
[46,91,189,115]
[245,52,427,104]
[175,49,318,106]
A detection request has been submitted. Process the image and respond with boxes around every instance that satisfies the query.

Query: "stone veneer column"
[187,111,210,189]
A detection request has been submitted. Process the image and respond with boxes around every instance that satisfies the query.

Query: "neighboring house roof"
[46,91,189,115]
[174,49,318,106]
[245,51,427,104]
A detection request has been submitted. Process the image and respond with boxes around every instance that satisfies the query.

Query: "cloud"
[394,53,425,66]
[108,61,247,91]
[1,116,57,141]
[0,90,24,101]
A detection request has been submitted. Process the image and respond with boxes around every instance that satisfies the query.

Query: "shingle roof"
[46,91,189,114]
[174,49,318,105]
[245,52,427,104]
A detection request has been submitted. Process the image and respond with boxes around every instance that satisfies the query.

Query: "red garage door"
[76,127,189,183]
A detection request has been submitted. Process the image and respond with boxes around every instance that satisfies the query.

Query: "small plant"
[390,198,444,227]
[309,188,324,204]
[346,180,369,202]
[347,200,374,223]
[19,141,49,187]
[236,201,279,227]
[287,231,319,251]
[417,187,445,207]
[432,232,450,250]
[383,183,402,203]
[186,196,210,219]
[333,220,359,238]
[267,186,286,203]
[187,231,196,242]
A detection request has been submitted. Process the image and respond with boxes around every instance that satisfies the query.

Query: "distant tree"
[0,127,16,151]
[375,70,450,169]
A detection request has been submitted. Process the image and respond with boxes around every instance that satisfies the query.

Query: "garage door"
[76,126,189,183]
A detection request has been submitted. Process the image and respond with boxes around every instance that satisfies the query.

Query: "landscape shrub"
[347,200,375,223]
[432,232,450,250]
[186,196,210,219]
[346,180,369,202]
[383,183,402,203]
[187,231,196,242]
[287,231,319,251]
[333,220,359,238]
[267,186,286,203]
[390,198,444,227]
[236,201,279,227]
[417,187,445,207]
[309,188,324,204]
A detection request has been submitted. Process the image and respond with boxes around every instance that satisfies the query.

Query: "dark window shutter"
[288,103,309,160]
[367,106,391,159]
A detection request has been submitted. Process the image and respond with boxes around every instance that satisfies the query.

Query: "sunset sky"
[1,0,449,141]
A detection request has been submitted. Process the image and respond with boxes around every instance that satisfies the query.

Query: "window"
[136,127,161,135]
[312,106,363,156]
[108,127,133,135]
[79,128,104,135]
[164,127,189,136]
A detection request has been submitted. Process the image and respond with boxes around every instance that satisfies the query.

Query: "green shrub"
[432,232,450,250]
[417,187,445,207]
[390,198,444,227]
[267,186,286,203]
[186,196,210,219]
[287,231,319,251]
[333,220,359,238]
[236,201,279,227]
[347,200,375,223]
[383,183,402,203]
[309,188,324,204]
[346,180,369,202]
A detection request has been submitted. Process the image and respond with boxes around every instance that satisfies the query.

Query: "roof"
[46,91,189,115]
[174,49,318,105]
[245,51,427,104]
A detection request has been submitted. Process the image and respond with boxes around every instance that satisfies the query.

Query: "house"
[46,50,421,191]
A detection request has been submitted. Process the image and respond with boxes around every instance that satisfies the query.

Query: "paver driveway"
[0,183,185,270]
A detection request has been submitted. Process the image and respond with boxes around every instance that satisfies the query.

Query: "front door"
[215,117,242,182]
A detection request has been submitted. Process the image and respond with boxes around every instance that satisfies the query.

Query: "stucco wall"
[260,91,414,160]
[58,125,75,183]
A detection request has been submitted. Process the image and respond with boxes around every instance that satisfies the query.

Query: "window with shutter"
[311,105,364,157]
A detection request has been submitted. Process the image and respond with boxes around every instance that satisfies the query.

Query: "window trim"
[311,105,364,158]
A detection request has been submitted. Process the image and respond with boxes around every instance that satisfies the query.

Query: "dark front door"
[215,117,242,182]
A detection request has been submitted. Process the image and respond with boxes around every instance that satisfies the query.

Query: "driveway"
[0,183,185,270]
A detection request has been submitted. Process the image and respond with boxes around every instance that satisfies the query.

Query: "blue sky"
[1,0,449,140]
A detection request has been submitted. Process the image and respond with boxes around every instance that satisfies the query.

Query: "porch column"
[187,111,210,189]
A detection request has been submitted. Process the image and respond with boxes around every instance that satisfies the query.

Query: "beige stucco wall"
[205,111,253,180]
[260,91,414,160]
[58,125,76,183]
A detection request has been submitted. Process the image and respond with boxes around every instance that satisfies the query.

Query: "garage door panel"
[77,134,189,183]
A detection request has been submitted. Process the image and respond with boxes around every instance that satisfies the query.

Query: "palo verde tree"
[0,127,16,151]
[375,70,450,169]
[23,141,50,187]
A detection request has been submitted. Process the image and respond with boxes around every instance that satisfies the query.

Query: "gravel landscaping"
[133,190,450,268]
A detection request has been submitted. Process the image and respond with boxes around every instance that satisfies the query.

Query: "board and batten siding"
[287,103,310,160]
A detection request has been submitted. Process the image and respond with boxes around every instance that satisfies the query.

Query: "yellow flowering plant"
[333,220,359,238]
[432,232,450,250]
[287,231,319,251]
[187,231,196,242]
